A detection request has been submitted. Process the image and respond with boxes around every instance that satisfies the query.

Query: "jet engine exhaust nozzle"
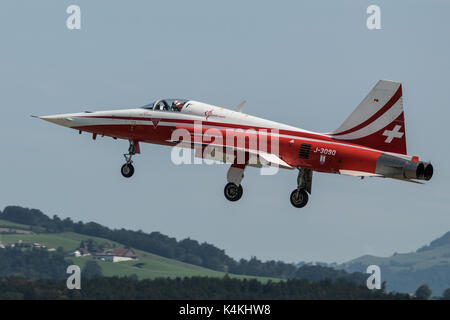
[376,154,433,182]
[424,163,433,181]
[403,161,424,180]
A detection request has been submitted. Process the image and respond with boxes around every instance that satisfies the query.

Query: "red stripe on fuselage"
[75,115,338,144]
[73,114,395,154]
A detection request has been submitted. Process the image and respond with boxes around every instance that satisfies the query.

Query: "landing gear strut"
[290,168,312,208]
[121,140,136,178]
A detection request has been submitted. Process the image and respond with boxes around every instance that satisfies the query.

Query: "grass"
[0,233,79,250]
[0,231,279,282]
[68,256,268,281]
[0,219,32,230]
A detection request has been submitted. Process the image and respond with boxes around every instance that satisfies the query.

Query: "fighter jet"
[38,80,433,208]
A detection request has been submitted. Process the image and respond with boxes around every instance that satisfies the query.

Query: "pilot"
[171,100,183,111]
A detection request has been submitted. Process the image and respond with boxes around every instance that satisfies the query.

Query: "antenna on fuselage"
[235,100,246,112]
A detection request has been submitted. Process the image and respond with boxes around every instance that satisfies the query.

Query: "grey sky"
[0,0,449,264]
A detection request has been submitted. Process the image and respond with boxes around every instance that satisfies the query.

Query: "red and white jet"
[38,80,433,208]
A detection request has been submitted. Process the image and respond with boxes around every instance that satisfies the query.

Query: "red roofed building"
[93,248,138,263]
[109,248,137,259]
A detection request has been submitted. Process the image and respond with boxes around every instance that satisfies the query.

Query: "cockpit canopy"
[141,99,189,112]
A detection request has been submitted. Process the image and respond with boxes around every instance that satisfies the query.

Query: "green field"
[0,219,32,229]
[0,230,278,282]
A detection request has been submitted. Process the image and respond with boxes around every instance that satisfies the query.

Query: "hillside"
[340,232,450,295]
[0,223,276,282]
[0,206,368,284]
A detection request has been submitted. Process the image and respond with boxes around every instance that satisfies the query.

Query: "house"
[94,254,134,263]
[69,250,82,257]
[101,242,111,249]
[79,247,91,256]
[93,248,138,263]
[32,242,47,249]
[69,248,91,257]
[108,248,137,259]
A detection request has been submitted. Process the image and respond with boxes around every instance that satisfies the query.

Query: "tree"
[442,288,450,300]
[0,248,70,279]
[415,284,432,300]
[82,261,103,279]
[86,239,95,252]
[128,274,138,281]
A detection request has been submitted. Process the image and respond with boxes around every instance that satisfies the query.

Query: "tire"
[224,182,243,202]
[121,163,135,178]
[290,189,308,208]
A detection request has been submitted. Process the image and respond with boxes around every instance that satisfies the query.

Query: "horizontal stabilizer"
[391,177,424,184]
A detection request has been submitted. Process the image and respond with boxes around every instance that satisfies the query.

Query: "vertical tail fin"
[330,80,407,155]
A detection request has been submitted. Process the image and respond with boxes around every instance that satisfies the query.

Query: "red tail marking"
[333,84,402,136]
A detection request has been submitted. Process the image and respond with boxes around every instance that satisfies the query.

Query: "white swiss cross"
[382,125,404,143]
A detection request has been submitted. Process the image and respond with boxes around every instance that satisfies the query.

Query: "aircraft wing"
[167,126,294,169]
[257,151,293,169]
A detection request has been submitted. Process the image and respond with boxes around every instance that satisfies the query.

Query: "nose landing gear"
[121,163,134,178]
[121,140,137,178]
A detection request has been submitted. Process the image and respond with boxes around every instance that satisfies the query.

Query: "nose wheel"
[121,163,135,178]
[224,182,243,202]
[121,140,137,178]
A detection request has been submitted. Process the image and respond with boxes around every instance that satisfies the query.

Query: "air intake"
[299,144,311,159]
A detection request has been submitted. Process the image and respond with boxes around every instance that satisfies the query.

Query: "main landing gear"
[222,164,313,208]
[224,182,243,201]
[290,168,312,208]
[224,165,245,202]
[121,140,137,178]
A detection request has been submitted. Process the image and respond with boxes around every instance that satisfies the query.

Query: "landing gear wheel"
[121,163,135,178]
[224,182,243,202]
[290,189,308,208]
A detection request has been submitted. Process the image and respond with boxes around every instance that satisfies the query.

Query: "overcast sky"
[1,0,449,264]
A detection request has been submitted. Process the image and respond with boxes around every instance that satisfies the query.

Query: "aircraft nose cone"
[39,114,76,127]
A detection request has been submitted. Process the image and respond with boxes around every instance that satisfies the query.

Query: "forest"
[0,275,412,300]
